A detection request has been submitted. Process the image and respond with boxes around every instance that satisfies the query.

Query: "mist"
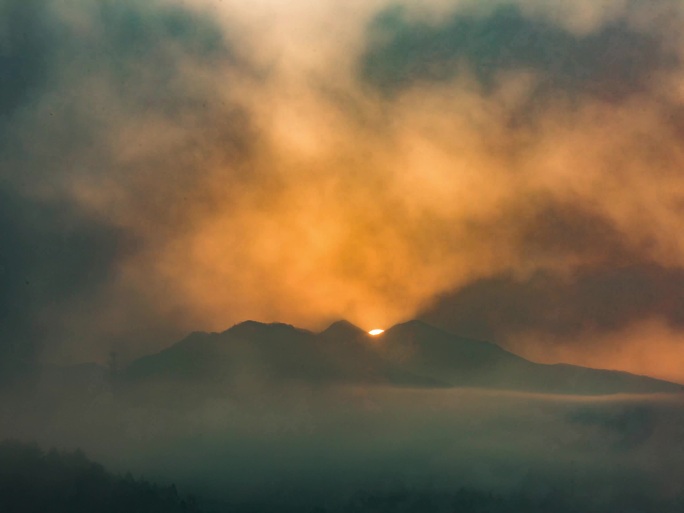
[3,0,684,511]
[4,367,684,511]
[2,320,684,511]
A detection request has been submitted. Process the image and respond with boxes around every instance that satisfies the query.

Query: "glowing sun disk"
[369,329,385,336]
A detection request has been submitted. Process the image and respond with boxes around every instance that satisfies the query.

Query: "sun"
[368,329,385,336]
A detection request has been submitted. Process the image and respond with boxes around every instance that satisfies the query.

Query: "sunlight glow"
[368,329,385,336]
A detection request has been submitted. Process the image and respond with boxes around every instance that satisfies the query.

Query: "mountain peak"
[123,318,683,396]
[319,320,367,339]
[225,320,311,337]
[230,320,288,329]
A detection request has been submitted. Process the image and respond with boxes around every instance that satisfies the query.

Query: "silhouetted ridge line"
[226,320,314,337]
[117,319,684,395]
[319,320,367,338]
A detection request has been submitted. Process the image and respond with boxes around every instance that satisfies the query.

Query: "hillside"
[123,320,682,395]
[0,441,203,513]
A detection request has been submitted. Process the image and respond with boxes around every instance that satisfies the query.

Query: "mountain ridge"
[122,319,683,395]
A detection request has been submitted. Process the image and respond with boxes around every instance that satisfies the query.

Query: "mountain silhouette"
[319,320,368,340]
[124,320,682,395]
[376,321,681,394]
[126,321,443,388]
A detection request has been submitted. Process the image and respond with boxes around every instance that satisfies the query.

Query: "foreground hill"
[124,320,682,395]
[0,441,203,513]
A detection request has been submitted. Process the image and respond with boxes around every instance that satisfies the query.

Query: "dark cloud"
[0,0,252,370]
[481,198,642,265]
[0,189,132,351]
[419,262,684,343]
[0,0,53,120]
[360,4,677,101]
[0,0,229,130]
[418,197,684,346]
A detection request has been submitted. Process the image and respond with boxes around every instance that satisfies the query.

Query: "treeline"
[328,485,684,513]
[0,441,203,513]
[3,440,684,513]
[241,484,684,513]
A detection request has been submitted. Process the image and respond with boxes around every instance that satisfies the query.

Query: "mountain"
[126,323,337,385]
[125,320,445,389]
[317,320,448,387]
[376,321,682,395]
[124,320,683,396]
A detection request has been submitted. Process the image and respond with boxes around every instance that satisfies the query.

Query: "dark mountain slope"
[126,321,443,388]
[0,440,203,513]
[374,321,682,395]
[124,320,683,396]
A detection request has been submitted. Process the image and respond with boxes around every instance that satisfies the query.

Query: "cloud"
[0,189,133,359]
[2,0,684,384]
[0,0,249,365]
[0,0,51,120]
[419,263,684,340]
[360,3,678,101]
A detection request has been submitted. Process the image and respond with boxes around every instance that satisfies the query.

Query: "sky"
[2,0,684,382]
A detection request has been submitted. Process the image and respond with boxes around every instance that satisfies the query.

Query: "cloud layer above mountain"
[2,0,684,380]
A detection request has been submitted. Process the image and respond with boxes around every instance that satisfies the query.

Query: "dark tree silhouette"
[0,440,204,513]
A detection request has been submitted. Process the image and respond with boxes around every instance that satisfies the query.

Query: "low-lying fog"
[3,375,684,512]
